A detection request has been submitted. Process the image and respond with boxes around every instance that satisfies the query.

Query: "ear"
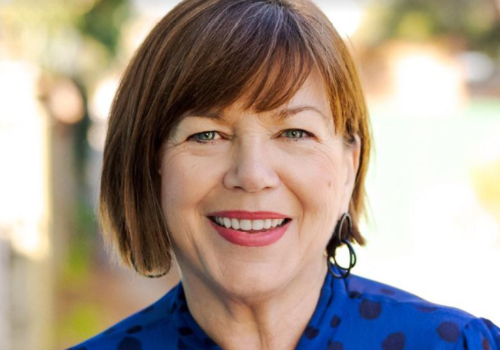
[341,134,361,213]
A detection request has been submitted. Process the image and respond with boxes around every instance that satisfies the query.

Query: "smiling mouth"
[208,216,292,233]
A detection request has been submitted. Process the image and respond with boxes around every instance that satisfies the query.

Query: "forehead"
[285,68,330,112]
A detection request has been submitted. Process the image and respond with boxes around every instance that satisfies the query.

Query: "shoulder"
[66,284,180,350]
[337,273,500,349]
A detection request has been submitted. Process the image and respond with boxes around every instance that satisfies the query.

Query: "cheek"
[159,150,219,254]
[275,146,345,249]
[284,146,344,207]
[160,152,188,207]
[278,149,344,254]
[160,150,214,218]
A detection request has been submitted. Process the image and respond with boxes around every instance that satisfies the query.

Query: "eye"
[187,131,223,145]
[187,129,314,145]
[280,129,314,142]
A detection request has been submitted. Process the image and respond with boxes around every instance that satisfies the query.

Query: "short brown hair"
[100,0,371,276]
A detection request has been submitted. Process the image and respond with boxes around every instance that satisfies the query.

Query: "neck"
[182,259,328,350]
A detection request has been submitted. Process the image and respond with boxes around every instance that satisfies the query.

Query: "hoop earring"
[327,213,357,279]
[130,252,167,278]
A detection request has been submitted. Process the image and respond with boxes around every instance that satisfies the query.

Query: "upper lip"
[206,211,290,220]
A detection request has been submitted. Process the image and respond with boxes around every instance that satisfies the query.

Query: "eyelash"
[187,129,314,145]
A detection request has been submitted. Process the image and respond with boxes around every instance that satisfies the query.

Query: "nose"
[223,136,280,193]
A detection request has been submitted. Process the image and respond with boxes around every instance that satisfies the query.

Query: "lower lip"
[208,218,291,247]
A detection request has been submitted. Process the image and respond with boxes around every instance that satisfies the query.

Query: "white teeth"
[240,220,252,230]
[231,218,240,230]
[264,219,272,229]
[252,220,265,230]
[213,217,286,231]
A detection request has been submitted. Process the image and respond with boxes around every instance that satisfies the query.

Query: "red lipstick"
[206,210,290,220]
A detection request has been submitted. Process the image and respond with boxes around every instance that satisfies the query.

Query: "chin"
[210,262,295,301]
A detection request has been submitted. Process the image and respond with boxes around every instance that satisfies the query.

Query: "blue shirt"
[68,267,500,350]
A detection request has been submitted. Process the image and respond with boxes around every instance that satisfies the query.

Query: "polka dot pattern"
[117,337,142,350]
[126,325,142,334]
[437,322,460,342]
[326,341,344,350]
[380,288,395,296]
[330,315,341,328]
[349,291,362,299]
[68,271,500,350]
[304,326,320,339]
[415,305,438,313]
[178,327,194,336]
[382,332,405,350]
[359,299,382,320]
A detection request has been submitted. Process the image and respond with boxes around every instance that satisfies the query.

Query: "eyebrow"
[182,105,330,125]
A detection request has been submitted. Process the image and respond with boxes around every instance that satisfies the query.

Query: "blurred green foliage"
[57,301,105,344]
[77,0,131,57]
[0,0,131,67]
[376,0,500,57]
[60,200,96,287]
[1,0,132,345]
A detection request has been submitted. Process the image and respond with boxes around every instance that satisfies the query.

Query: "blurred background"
[0,0,499,349]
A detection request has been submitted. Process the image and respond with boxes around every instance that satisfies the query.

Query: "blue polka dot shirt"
[68,268,500,350]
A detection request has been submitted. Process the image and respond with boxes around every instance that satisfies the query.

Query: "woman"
[69,0,500,349]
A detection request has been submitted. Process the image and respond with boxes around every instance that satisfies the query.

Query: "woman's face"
[159,68,360,299]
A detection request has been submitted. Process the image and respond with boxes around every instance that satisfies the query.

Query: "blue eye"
[188,131,221,144]
[281,129,313,141]
[187,129,313,145]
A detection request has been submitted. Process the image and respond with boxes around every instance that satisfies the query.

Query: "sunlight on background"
[88,75,120,151]
[355,38,500,321]
[316,0,366,38]
[392,46,467,117]
[0,60,53,349]
[0,61,50,260]
[47,79,85,125]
